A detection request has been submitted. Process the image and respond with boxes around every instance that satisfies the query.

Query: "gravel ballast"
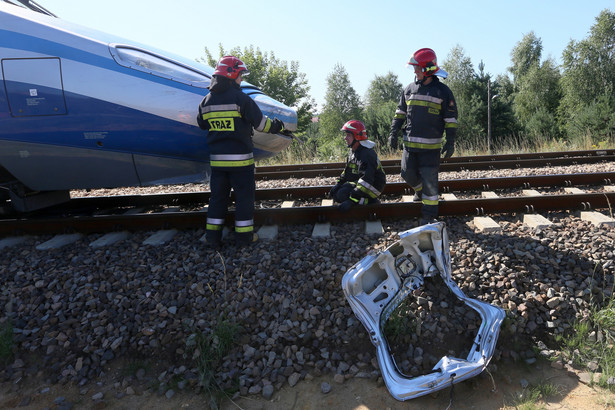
[1,161,614,399]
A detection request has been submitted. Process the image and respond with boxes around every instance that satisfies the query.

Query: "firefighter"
[388,48,457,224]
[330,120,386,212]
[197,56,284,248]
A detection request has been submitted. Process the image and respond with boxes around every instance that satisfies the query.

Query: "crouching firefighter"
[330,120,386,212]
[197,55,284,248]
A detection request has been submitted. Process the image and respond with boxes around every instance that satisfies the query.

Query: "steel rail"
[1,192,613,236]
[57,172,615,210]
[255,155,615,180]
[255,149,615,172]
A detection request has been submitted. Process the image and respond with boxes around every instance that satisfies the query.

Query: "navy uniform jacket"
[391,76,458,151]
[197,76,276,168]
[338,144,386,200]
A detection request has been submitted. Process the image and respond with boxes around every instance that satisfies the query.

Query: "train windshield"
[2,0,56,16]
[110,45,210,88]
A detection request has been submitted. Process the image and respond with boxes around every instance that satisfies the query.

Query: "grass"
[0,321,14,365]
[185,317,242,409]
[506,382,562,409]
[183,251,243,409]
[556,295,615,391]
[383,298,418,339]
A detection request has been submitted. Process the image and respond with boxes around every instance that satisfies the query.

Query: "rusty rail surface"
[2,192,613,236]
[255,154,615,180]
[256,149,615,172]
[55,172,615,209]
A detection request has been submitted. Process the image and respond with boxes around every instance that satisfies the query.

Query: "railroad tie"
[471,217,501,233]
[312,199,332,238]
[481,191,499,199]
[521,189,554,229]
[542,186,614,227]
[257,225,278,240]
[90,231,130,248]
[441,193,458,201]
[143,229,178,246]
[470,191,502,232]
[256,201,294,240]
[36,233,83,250]
[579,211,615,227]
[0,236,29,249]
[365,220,383,235]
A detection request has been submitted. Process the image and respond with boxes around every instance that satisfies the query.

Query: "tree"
[363,101,398,149]
[508,32,543,86]
[318,64,363,158]
[363,72,402,148]
[442,45,485,144]
[514,58,562,138]
[560,9,615,141]
[508,32,562,140]
[365,72,402,106]
[490,74,519,145]
[443,47,518,150]
[199,44,315,133]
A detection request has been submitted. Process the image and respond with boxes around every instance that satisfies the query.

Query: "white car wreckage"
[342,222,505,400]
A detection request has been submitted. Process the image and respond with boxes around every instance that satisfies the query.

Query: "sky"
[39,0,614,111]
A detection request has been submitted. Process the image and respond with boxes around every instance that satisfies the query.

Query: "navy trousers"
[400,149,440,218]
[206,165,255,245]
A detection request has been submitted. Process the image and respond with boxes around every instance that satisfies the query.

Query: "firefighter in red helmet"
[197,56,284,248]
[388,48,457,224]
[330,120,386,212]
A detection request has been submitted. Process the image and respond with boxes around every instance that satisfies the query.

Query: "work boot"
[412,192,422,202]
[236,232,258,248]
[418,216,438,226]
[204,232,222,250]
[205,240,221,250]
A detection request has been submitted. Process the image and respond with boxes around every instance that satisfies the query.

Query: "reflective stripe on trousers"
[400,149,440,218]
[206,165,255,243]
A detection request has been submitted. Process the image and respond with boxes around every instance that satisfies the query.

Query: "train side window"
[109,45,210,88]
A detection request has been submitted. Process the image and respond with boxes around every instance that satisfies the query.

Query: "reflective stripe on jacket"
[391,76,458,151]
[197,77,274,167]
[337,145,386,199]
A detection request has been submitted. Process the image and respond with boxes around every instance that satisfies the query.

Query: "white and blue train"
[0,0,297,211]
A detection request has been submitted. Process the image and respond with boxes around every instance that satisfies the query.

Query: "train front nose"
[245,91,298,160]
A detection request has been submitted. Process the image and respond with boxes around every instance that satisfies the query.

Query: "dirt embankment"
[1,357,614,409]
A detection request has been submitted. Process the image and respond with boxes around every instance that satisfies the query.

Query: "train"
[0,0,297,212]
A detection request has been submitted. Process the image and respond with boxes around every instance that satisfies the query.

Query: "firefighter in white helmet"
[388,48,458,224]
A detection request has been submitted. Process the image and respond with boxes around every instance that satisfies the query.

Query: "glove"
[329,183,343,199]
[280,129,296,138]
[388,133,398,150]
[269,118,284,134]
[441,139,455,158]
[338,199,356,212]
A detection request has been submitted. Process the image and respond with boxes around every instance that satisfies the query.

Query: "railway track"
[1,172,614,236]
[255,149,615,180]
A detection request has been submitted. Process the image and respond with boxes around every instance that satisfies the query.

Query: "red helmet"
[341,120,367,141]
[408,48,439,77]
[213,56,249,79]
